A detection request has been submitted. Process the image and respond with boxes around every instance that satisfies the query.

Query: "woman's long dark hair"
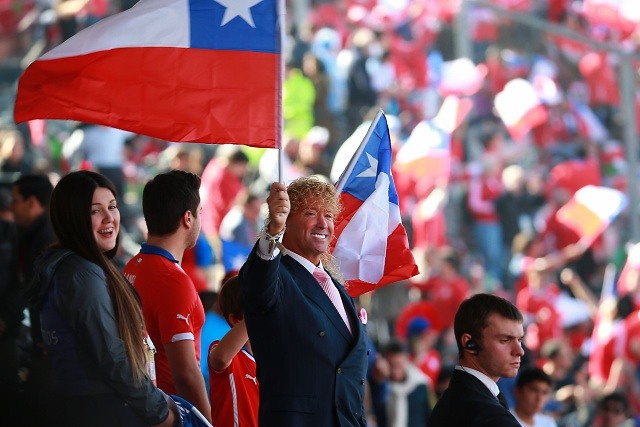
[50,170,147,383]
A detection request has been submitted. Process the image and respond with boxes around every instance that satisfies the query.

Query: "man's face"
[10,186,33,228]
[186,204,202,249]
[515,379,552,418]
[473,313,525,382]
[284,203,334,265]
[600,401,628,427]
[386,352,408,382]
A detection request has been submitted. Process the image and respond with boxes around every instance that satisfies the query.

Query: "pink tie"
[313,268,352,334]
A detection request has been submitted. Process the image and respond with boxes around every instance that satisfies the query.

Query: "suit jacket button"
[337,367,343,374]
[360,379,365,385]
[319,331,326,337]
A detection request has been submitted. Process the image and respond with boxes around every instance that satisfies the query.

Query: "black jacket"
[427,370,520,427]
[30,248,169,425]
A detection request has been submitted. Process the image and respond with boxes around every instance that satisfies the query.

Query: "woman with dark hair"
[29,170,177,427]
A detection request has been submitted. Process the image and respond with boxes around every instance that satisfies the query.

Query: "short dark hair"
[515,366,553,389]
[382,338,409,356]
[13,173,53,207]
[142,169,200,236]
[599,392,629,415]
[218,275,242,325]
[454,293,523,357]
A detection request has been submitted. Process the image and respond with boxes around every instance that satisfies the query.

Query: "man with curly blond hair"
[239,176,370,426]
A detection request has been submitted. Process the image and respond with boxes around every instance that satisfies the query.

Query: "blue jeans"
[473,221,504,284]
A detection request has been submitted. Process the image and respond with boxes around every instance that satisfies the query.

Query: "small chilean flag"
[331,110,419,297]
[395,95,471,184]
[556,185,628,246]
[14,0,281,148]
[495,78,548,142]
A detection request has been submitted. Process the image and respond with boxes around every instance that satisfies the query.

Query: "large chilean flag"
[14,0,281,148]
[331,110,419,297]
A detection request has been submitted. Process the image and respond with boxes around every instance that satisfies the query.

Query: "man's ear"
[183,210,192,228]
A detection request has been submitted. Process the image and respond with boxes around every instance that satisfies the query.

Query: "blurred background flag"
[220,239,252,274]
[395,95,471,184]
[494,78,548,142]
[556,185,628,246]
[395,119,451,183]
[14,0,281,148]
[331,110,418,297]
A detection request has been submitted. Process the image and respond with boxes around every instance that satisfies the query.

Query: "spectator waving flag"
[14,0,281,148]
[331,110,419,297]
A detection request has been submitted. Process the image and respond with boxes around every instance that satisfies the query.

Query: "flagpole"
[335,108,384,193]
[277,0,286,184]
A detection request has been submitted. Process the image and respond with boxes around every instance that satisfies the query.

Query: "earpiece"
[465,338,480,354]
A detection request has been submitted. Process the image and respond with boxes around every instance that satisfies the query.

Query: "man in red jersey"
[124,170,211,423]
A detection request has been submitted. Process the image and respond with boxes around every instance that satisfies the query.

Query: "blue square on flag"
[190,0,279,53]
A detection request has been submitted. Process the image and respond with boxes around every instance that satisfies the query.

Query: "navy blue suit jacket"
[427,370,520,427]
[239,247,369,427]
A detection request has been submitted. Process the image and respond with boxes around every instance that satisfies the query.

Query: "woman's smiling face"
[91,187,119,253]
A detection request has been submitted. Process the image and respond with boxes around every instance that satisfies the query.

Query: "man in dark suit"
[239,176,369,426]
[427,293,525,427]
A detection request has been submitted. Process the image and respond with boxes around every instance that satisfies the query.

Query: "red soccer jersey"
[208,342,259,427]
[124,247,205,394]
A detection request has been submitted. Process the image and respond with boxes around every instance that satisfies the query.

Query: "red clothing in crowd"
[579,52,620,108]
[208,344,259,427]
[181,247,209,293]
[414,349,442,387]
[546,157,602,198]
[467,173,502,223]
[624,310,640,364]
[415,274,470,330]
[200,157,245,237]
[516,283,563,352]
[588,315,625,385]
[124,250,205,395]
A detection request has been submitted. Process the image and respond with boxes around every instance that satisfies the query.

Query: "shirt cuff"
[257,226,283,260]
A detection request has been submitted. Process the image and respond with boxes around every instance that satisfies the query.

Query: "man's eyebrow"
[497,333,524,340]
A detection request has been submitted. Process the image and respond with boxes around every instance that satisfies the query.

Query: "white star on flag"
[357,153,377,178]
[215,0,263,27]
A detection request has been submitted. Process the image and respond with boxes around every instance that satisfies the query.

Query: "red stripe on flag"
[15,47,278,148]
[344,223,419,298]
[334,192,362,241]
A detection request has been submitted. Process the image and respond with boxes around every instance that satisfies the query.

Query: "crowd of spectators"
[2,0,640,426]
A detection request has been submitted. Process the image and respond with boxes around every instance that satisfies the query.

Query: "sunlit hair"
[286,176,344,283]
[454,293,523,358]
[49,170,147,383]
[287,176,341,216]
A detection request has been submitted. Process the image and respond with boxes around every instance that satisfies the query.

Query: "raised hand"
[266,182,289,235]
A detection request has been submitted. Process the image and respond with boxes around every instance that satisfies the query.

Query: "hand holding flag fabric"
[14,0,281,148]
[331,110,418,297]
